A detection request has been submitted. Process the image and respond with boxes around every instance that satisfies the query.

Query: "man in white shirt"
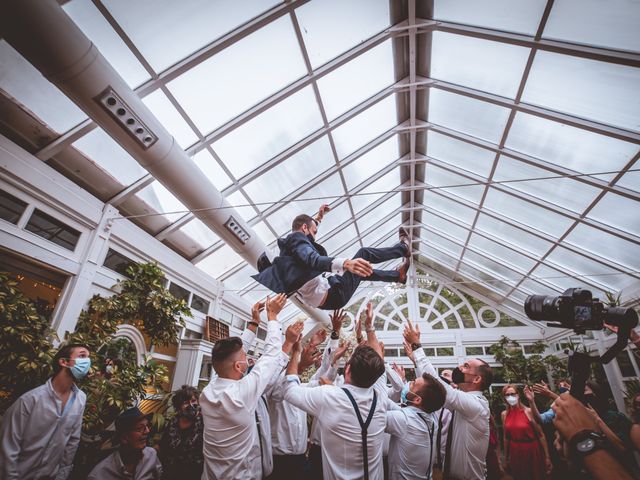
[285,337,387,480]
[404,320,492,480]
[0,343,90,480]
[200,294,290,480]
[386,373,446,480]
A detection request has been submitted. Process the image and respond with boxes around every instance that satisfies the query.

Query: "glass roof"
[2,0,639,333]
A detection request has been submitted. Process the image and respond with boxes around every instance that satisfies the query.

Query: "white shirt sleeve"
[283,376,329,417]
[228,321,283,410]
[385,406,408,436]
[385,364,404,402]
[0,396,28,479]
[331,258,348,275]
[413,349,485,421]
[240,328,257,351]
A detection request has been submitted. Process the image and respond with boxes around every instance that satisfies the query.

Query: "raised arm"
[525,385,544,426]
[284,339,328,417]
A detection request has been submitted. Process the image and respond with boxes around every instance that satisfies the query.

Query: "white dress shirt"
[385,402,438,480]
[307,338,339,446]
[285,375,388,480]
[87,446,162,480]
[414,349,489,480]
[200,320,284,480]
[267,371,308,455]
[0,379,85,480]
[296,258,347,307]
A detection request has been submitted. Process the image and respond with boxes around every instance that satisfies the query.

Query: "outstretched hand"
[285,322,303,345]
[332,341,350,367]
[316,204,331,222]
[310,328,327,348]
[403,340,416,366]
[403,318,420,345]
[251,301,265,322]
[330,309,346,333]
[266,293,287,319]
[344,258,373,277]
[364,302,373,330]
[392,362,406,382]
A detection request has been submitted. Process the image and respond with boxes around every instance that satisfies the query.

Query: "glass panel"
[317,40,394,121]
[530,263,607,300]
[428,89,510,144]
[341,136,398,190]
[142,90,198,148]
[136,181,187,222]
[251,221,277,245]
[425,163,484,205]
[224,191,257,223]
[222,265,257,292]
[566,224,640,271]
[191,294,210,315]
[612,166,640,194]
[332,95,397,159]
[520,277,561,295]
[242,136,334,210]
[493,156,601,213]
[25,209,80,251]
[169,282,190,302]
[356,195,400,232]
[418,244,459,270]
[297,175,348,230]
[321,224,358,254]
[296,0,390,69]
[103,248,135,276]
[179,218,220,249]
[72,128,147,185]
[457,261,508,295]
[192,150,233,191]
[545,246,634,292]
[265,192,340,237]
[0,41,86,133]
[475,213,554,256]
[0,190,27,224]
[213,86,323,179]
[195,244,243,278]
[360,215,401,245]
[351,169,399,214]
[483,187,574,238]
[421,191,477,226]
[507,112,637,178]
[421,211,469,243]
[63,1,149,87]
[167,16,307,134]
[463,250,523,282]
[431,31,530,99]
[467,233,537,272]
[103,0,280,72]
[523,51,640,131]
[424,232,464,258]
[433,0,547,35]
[587,192,640,237]
[543,0,640,52]
[305,198,351,236]
[427,131,496,179]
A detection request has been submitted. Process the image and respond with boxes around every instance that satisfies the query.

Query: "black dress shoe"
[396,257,410,284]
[399,227,411,258]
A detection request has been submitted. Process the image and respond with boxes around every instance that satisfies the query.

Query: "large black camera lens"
[524,294,564,322]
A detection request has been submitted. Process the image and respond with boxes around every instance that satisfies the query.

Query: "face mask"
[505,394,518,406]
[105,364,114,375]
[451,367,469,385]
[400,383,411,405]
[237,361,249,378]
[69,358,91,380]
[181,404,198,420]
[558,386,569,394]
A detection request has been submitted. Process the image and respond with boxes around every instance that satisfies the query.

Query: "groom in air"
[252,204,411,310]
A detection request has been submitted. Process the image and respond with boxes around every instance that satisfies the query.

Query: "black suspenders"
[341,388,378,480]
[416,412,436,479]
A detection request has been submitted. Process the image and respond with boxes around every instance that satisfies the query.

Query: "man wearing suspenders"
[385,373,447,480]
[284,342,387,480]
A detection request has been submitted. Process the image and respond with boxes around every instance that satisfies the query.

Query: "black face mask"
[451,367,467,384]
[181,405,198,420]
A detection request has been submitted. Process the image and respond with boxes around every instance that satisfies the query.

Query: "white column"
[51,204,118,340]
[172,339,214,390]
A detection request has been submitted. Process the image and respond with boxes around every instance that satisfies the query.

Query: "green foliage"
[489,336,567,384]
[0,272,58,412]
[623,379,640,415]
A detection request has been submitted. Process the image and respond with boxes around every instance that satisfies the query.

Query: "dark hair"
[115,407,147,437]
[172,385,200,411]
[211,337,243,365]
[51,343,89,375]
[347,345,385,388]
[416,373,446,413]
[476,359,493,390]
[292,214,315,232]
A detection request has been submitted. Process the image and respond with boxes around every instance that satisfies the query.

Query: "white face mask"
[505,394,518,406]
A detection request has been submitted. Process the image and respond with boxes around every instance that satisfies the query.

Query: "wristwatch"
[569,430,607,463]
[330,331,340,340]
[411,342,422,351]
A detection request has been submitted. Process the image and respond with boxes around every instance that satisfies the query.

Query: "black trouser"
[308,443,323,480]
[320,243,405,310]
[267,454,308,479]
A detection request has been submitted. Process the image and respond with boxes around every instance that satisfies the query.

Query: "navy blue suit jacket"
[251,232,335,295]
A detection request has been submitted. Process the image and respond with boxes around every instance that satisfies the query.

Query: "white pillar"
[51,204,118,340]
[172,339,214,390]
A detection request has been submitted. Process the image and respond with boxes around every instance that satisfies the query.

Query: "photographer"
[552,392,633,479]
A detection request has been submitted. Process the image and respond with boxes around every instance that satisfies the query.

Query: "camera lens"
[524,295,551,320]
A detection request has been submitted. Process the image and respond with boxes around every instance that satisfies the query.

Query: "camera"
[524,288,637,334]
